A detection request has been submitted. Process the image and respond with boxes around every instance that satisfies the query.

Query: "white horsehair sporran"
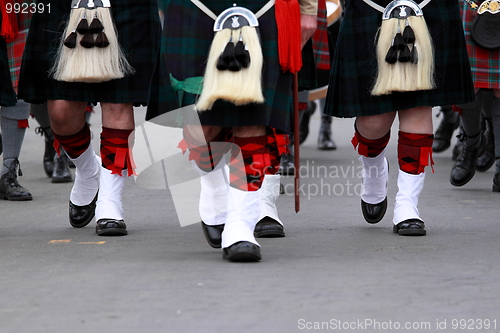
[364,0,435,96]
[195,5,265,111]
[50,0,134,83]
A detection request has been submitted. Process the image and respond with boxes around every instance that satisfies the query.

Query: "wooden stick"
[293,72,300,213]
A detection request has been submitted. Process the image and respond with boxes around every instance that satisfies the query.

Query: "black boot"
[433,106,459,153]
[51,151,72,183]
[317,115,337,150]
[35,126,56,178]
[476,117,495,172]
[0,159,33,201]
[450,133,486,186]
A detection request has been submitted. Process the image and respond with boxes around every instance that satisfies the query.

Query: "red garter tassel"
[275,0,302,73]
[17,119,29,129]
[419,146,434,174]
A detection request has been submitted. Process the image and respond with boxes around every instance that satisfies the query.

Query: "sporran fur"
[50,3,134,83]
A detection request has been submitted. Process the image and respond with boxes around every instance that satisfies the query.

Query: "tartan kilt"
[461,2,500,90]
[17,0,161,106]
[325,0,475,118]
[1,39,16,107]
[146,0,294,134]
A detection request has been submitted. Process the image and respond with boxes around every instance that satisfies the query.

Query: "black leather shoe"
[69,193,97,228]
[476,119,495,172]
[222,241,261,262]
[393,219,426,236]
[361,197,387,224]
[279,153,295,176]
[96,219,128,236]
[0,159,32,201]
[493,172,500,192]
[52,152,72,183]
[0,172,32,201]
[201,221,224,248]
[254,217,285,238]
[450,133,486,186]
[432,110,459,153]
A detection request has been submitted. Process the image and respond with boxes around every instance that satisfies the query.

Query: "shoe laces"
[3,158,23,178]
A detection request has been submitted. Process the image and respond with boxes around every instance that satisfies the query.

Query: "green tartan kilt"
[146,0,294,134]
[17,0,161,106]
[324,0,475,118]
[1,38,16,107]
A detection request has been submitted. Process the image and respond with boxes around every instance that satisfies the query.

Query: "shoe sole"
[223,243,261,262]
[450,170,476,187]
[254,230,285,238]
[96,228,128,236]
[0,195,33,201]
[51,177,73,184]
[397,229,426,236]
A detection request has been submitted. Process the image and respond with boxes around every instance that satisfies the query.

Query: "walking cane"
[293,72,300,213]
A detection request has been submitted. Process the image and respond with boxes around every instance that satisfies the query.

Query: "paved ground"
[1,106,499,333]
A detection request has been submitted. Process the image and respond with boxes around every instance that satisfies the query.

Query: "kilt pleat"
[146,0,294,134]
[17,0,161,106]
[461,2,500,90]
[325,0,475,118]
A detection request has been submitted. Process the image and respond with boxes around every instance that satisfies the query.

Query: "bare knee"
[356,113,395,139]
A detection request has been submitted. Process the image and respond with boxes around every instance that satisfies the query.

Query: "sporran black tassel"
[80,32,95,48]
[63,31,78,48]
[217,42,235,71]
[403,25,415,43]
[76,17,90,34]
[89,17,104,34]
[398,44,412,62]
[95,31,110,48]
[234,41,250,68]
[385,44,398,64]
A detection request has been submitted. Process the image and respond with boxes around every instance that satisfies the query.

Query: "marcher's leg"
[31,103,55,178]
[354,112,395,224]
[432,105,459,153]
[49,100,99,228]
[317,98,337,150]
[222,125,270,262]
[451,92,486,186]
[476,90,495,172]
[95,103,135,236]
[181,125,230,248]
[393,107,433,236]
[352,127,390,224]
[0,101,32,201]
[254,130,288,238]
[490,92,500,192]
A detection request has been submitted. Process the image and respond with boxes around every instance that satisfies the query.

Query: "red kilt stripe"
[6,6,33,89]
[461,2,500,90]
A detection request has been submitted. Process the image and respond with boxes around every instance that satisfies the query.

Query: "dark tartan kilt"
[325,0,475,118]
[461,2,500,90]
[17,0,161,106]
[146,0,294,134]
[1,38,16,107]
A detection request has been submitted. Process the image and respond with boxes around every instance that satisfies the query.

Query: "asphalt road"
[1,106,499,333]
